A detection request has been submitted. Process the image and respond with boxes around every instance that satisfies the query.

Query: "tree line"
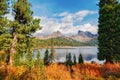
[43,49,84,66]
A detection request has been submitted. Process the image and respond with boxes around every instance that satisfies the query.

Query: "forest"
[0,0,120,80]
[34,38,98,48]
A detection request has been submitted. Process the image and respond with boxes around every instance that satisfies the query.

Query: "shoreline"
[33,46,98,49]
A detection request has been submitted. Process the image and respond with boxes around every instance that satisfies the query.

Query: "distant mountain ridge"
[36,30,98,43]
[77,30,97,38]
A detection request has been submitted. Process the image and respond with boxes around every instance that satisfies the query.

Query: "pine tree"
[114,2,120,62]
[73,54,76,65]
[35,50,45,80]
[68,53,72,66]
[65,53,69,66]
[0,0,8,17]
[98,0,120,63]
[36,50,44,68]
[44,49,50,65]
[6,0,40,65]
[67,53,73,73]
[0,0,11,65]
[78,54,83,64]
[49,39,55,63]
[26,49,34,69]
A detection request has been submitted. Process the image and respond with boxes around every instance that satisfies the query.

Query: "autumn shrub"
[0,64,46,80]
[105,76,119,80]
[45,63,71,80]
[76,63,101,77]
[0,62,120,80]
[100,63,120,78]
[82,75,104,80]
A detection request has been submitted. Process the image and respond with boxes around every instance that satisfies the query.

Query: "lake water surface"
[34,46,105,64]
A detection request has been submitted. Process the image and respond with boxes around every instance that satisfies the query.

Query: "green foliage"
[6,0,40,65]
[49,39,55,63]
[0,0,8,16]
[73,54,76,65]
[98,0,120,63]
[35,50,44,68]
[78,54,84,64]
[0,0,11,65]
[66,53,72,67]
[25,50,34,69]
[34,37,97,48]
[44,49,50,65]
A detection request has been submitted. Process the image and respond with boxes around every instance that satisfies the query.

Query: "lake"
[34,46,105,64]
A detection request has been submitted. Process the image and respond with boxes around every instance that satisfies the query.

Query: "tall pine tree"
[49,39,55,63]
[78,54,83,64]
[0,0,40,66]
[0,0,11,65]
[98,0,120,63]
[73,54,76,65]
[11,0,40,66]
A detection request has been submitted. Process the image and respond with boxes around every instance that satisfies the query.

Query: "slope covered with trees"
[34,37,98,48]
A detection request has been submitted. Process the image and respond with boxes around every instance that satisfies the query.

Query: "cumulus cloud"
[34,10,98,35]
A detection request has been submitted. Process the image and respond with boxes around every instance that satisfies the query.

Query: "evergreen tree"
[36,50,44,68]
[6,0,40,65]
[65,53,69,66]
[73,54,76,65]
[0,0,8,17]
[49,39,55,63]
[114,2,120,62]
[0,0,11,65]
[98,0,120,63]
[35,50,46,80]
[66,53,73,72]
[26,49,34,69]
[68,53,72,66]
[44,49,50,65]
[78,54,83,64]
[67,53,73,73]
[36,50,41,62]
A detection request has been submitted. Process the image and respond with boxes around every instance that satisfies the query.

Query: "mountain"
[78,30,97,38]
[71,30,97,42]
[36,31,74,41]
[36,30,98,43]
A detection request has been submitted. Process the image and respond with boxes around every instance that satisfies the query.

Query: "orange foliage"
[45,63,72,80]
[45,63,120,80]
[0,63,120,80]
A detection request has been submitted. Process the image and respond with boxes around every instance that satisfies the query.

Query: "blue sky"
[29,0,99,35]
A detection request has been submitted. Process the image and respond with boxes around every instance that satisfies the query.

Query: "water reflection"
[34,46,105,64]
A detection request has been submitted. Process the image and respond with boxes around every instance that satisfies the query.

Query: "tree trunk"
[105,56,113,64]
[9,32,17,66]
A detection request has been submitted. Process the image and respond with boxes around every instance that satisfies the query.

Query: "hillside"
[34,37,98,48]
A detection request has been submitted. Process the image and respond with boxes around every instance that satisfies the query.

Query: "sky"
[23,0,101,35]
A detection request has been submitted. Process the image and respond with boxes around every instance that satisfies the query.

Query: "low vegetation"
[0,62,120,80]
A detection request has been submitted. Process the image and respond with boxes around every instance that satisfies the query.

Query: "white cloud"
[34,10,98,35]
[74,10,97,22]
